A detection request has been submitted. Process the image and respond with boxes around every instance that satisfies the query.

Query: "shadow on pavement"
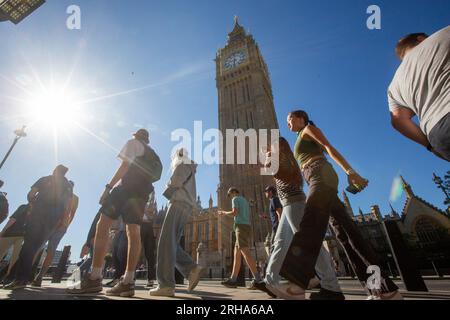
[2,287,147,301]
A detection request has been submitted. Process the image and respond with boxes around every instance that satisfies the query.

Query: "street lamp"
[0,126,27,171]
[0,0,45,25]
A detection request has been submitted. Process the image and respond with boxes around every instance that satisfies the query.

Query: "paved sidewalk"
[1,279,450,300]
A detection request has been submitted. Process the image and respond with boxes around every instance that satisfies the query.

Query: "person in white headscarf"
[150,148,204,297]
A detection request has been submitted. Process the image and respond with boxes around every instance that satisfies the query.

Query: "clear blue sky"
[0,0,449,259]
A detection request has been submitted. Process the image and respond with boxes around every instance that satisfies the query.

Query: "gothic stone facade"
[215,18,278,266]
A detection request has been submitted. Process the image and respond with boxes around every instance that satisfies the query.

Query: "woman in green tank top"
[280,110,402,300]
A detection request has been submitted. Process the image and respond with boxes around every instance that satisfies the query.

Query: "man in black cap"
[264,186,282,256]
[69,129,161,297]
[5,165,73,289]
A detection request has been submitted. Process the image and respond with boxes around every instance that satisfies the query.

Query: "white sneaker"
[266,282,305,300]
[307,276,321,290]
[367,290,403,300]
[187,265,204,293]
[149,286,175,297]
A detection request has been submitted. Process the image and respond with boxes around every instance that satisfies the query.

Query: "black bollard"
[52,246,71,283]
[382,220,428,292]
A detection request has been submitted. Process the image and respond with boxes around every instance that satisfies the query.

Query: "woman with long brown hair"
[281,110,401,300]
[257,137,344,300]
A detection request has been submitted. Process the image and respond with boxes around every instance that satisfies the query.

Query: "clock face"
[224,50,247,70]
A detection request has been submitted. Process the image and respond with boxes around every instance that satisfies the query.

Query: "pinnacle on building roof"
[389,203,399,217]
[228,15,246,42]
[399,175,414,198]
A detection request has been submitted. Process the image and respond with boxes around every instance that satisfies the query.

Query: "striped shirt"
[273,148,306,206]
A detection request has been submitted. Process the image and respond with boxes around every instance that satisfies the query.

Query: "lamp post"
[249,200,259,271]
[0,0,46,25]
[0,126,27,171]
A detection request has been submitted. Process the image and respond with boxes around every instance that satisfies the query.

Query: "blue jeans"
[156,201,196,288]
[265,201,341,292]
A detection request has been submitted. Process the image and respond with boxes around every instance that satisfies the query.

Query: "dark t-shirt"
[31,176,73,214]
[3,204,30,238]
[269,196,282,231]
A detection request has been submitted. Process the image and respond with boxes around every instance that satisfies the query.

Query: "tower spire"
[228,15,246,43]
[359,207,365,220]
[389,202,400,218]
[342,191,354,217]
[209,194,213,209]
[400,175,414,198]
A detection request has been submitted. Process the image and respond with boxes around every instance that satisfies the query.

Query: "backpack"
[134,144,163,184]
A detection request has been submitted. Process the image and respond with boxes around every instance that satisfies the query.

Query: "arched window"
[415,217,442,244]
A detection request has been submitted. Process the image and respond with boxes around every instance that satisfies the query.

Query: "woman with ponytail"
[280,110,402,300]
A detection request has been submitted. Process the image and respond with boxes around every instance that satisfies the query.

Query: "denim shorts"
[100,185,148,225]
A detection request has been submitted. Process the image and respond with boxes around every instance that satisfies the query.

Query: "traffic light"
[0,0,45,24]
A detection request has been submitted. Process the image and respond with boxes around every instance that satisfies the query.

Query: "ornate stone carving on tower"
[215,17,278,261]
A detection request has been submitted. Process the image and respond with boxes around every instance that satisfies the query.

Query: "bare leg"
[90,214,114,277]
[241,248,259,278]
[35,251,54,280]
[230,247,242,279]
[125,224,141,274]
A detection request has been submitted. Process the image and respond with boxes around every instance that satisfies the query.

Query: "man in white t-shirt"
[68,129,156,297]
[388,26,449,162]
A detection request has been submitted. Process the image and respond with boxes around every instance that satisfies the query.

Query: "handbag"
[163,171,193,200]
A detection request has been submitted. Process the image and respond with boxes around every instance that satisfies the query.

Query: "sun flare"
[25,86,83,130]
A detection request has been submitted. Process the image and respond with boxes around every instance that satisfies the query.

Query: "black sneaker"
[254,281,277,298]
[310,288,346,300]
[221,279,238,288]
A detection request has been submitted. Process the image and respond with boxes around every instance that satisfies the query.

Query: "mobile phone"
[346,184,360,195]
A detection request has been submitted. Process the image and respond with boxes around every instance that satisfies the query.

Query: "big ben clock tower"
[216,17,279,262]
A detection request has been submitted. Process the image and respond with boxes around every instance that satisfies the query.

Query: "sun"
[25,86,83,131]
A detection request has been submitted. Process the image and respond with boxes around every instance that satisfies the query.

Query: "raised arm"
[303,125,368,189]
